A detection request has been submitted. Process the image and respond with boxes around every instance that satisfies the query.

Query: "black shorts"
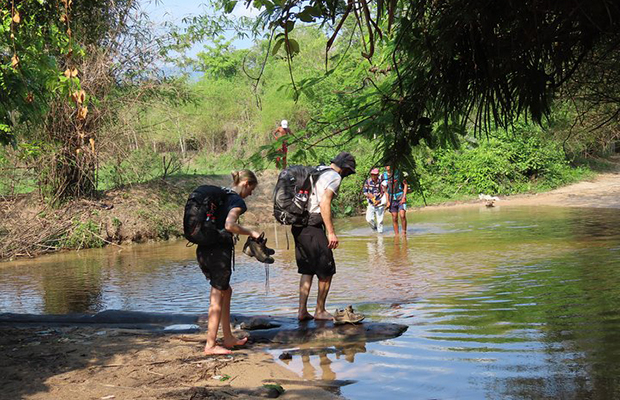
[196,244,233,291]
[292,223,336,279]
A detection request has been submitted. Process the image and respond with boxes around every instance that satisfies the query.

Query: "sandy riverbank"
[0,326,343,400]
[418,164,620,212]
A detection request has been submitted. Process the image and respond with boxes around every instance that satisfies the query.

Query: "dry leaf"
[71,90,85,104]
[11,54,19,68]
[60,14,67,23]
[64,68,71,78]
[71,67,78,77]
[13,11,20,24]
[76,148,81,155]
[77,106,88,120]
[89,138,95,153]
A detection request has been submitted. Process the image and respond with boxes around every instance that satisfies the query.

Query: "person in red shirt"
[273,120,291,169]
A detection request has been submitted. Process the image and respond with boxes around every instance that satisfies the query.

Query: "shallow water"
[2,205,620,399]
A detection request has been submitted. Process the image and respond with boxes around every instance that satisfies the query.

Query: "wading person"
[197,170,261,355]
[382,165,408,235]
[293,152,356,321]
[363,168,386,233]
[273,119,291,169]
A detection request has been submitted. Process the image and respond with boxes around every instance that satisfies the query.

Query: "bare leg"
[205,287,232,355]
[391,211,399,234]
[298,274,314,321]
[314,275,333,320]
[221,287,248,349]
[400,209,407,234]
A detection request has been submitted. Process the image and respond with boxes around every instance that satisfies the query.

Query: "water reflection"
[2,206,620,399]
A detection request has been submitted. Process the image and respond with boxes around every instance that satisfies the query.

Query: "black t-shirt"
[215,191,247,230]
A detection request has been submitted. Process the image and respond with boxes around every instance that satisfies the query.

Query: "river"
[2,205,620,399]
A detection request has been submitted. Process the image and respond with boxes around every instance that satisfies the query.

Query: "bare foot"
[222,336,248,349]
[314,310,333,320]
[204,345,233,355]
[298,311,314,321]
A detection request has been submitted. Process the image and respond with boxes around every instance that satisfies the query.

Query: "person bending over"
[197,170,261,355]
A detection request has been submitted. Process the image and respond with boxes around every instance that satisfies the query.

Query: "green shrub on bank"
[410,124,591,206]
[60,220,105,250]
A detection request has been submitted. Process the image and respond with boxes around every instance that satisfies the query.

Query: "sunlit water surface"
[2,205,620,399]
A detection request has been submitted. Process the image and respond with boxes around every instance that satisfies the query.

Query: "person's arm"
[224,207,260,239]
[320,189,338,249]
[400,180,408,204]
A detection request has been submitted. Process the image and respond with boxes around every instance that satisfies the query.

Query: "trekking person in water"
[293,152,356,321]
[197,170,261,355]
[382,165,408,235]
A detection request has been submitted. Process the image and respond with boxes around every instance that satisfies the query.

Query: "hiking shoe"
[333,305,365,325]
[243,233,275,264]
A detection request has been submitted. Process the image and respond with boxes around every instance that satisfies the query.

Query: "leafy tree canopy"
[203,0,620,172]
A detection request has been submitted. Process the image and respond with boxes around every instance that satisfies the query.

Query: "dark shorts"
[292,223,336,279]
[389,201,407,214]
[196,244,233,291]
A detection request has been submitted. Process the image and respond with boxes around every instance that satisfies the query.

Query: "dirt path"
[421,159,620,211]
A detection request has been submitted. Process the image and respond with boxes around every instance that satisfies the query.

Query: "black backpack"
[273,165,329,225]
[183,185,233,245]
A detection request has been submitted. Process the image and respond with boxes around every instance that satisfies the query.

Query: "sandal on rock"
[333,305,365,325]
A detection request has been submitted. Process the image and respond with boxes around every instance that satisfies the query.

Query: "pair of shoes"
[243,232,275,264]
[333,305,365,325]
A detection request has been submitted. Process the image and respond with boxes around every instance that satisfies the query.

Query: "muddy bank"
[0,171,279,261]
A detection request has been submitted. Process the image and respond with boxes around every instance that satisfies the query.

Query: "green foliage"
[193,36,248,78]
[412,124,590,204]
[98,149,172,189]
[60,220,105,250]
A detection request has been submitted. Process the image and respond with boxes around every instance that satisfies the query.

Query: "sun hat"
[281,120,288,129]
[330,152,356,174]
[370,168,380,175]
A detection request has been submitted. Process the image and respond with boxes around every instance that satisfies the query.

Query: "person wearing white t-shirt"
[292,152,357,321]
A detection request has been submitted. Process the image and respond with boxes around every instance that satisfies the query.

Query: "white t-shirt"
[308,166,342,214]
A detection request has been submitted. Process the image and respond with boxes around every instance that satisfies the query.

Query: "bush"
[414,123,588,204]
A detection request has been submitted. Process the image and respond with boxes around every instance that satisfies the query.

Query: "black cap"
[330,152,356,175]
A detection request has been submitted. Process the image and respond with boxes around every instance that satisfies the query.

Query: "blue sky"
[142,0,259,58]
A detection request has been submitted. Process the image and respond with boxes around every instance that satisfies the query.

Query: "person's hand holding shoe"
[243,232,275,263]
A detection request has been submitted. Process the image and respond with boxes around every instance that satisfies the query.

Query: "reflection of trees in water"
[42,258,105,314]
[431,237,620,399]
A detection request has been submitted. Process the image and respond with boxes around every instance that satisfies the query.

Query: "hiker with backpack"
[293,152,356,321]
[187,170,271,355]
